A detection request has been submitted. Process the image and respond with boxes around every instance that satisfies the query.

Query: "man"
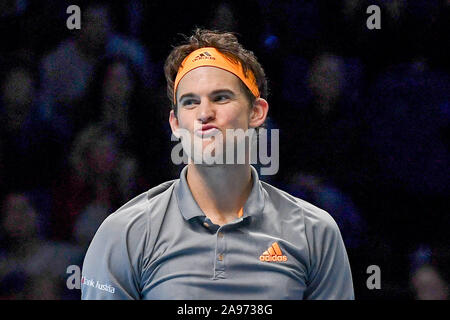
[81,29,354,300]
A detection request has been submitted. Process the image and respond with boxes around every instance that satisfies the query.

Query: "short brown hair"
[164,28,268,113]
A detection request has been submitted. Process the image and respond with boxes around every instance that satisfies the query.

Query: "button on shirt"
[81,165,354,300]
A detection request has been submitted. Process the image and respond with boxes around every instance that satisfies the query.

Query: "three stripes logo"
[192,51,216,62]
[259,242,288,262]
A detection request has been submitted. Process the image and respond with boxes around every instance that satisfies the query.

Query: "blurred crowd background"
[0,0,448,300]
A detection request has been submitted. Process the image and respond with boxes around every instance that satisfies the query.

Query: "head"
[411,264,449,300]
[409,245,450,300]
[307,53,345,114]
[85,56,143,134]
[102,59,134,105]
[164,29,269,165]
[1,66,35,131]
[69,124,119,182]
[207,1,239,32]
[165,29,268,114]
[1,193,38,241]
[77,2,111,52]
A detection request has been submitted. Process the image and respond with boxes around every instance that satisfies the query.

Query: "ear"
[249,98,269,128]
[169,109,181,138]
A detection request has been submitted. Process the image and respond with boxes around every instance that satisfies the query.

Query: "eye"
[214,95,230,103]
[181,99,198,107]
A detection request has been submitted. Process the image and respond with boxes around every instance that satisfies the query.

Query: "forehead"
[176,66,242,97]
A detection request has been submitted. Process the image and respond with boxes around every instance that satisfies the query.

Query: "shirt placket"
[213,225,226,279]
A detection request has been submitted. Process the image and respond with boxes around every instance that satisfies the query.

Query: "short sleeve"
[303,208,354,300]
[81,206,149,300]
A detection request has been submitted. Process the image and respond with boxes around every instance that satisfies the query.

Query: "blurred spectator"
[39,1,154,140]
[140,1,264,63]
[364,59,450,197]
[314,0,444,75]
[425,0,449,70]
[411,265,449,300]
[258,0,320,58]
[0,193,82,299]
[207,1,238,33]
[50,124,146,241]
[127,0,145,38]
[0,0,29,54]
[84,56,170,185]
[284,171,375,299]
[401,0,441,60]
[0,61,63,190]
[339,0,443,74]
[280,53,368,195]
[72,202,112,252]
[0,1,69,57]
[286,173,367,250]
[409,245,449,300]
[308,53,347,113]
[324,0,408,69]
[85,57,141,139]
[0,192,43,299]
[1,65,35,131]
[0,0,26,18]
[355,58,450,286]
[205,0,264,51]
[140,2,210,63]
[0,140,4,195]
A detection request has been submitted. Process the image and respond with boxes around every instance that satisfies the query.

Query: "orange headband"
[173,47,260,104]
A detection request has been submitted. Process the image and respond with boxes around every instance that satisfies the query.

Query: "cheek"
[221,108,249,128]
[176,110,196,129]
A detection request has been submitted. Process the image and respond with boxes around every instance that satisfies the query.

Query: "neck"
[186,164,252,225]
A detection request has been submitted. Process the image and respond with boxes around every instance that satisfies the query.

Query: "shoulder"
[97,179,177,235]
[261,181,339,232]
[83,179,178,275]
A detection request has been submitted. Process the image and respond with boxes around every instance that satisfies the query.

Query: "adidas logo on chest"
[259,242,288,262]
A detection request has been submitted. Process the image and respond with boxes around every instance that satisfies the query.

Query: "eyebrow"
[178,89,236,103]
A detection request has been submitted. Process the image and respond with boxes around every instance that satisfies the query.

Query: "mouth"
[194,125,220,138]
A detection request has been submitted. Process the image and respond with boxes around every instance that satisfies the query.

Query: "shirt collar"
[174,165,265,221]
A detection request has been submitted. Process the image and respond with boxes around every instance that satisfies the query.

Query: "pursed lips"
[194,124,221,138]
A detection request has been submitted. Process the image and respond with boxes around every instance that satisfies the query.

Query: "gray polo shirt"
[81,165,354,300]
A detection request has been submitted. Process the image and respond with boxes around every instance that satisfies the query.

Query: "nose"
[196,98,215,123]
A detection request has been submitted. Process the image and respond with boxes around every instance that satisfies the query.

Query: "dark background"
[0,0,448,300]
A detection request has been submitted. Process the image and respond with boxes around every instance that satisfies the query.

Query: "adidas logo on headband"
[192,51,216,62]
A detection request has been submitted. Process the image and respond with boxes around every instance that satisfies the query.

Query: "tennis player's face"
[170,66,258,162]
